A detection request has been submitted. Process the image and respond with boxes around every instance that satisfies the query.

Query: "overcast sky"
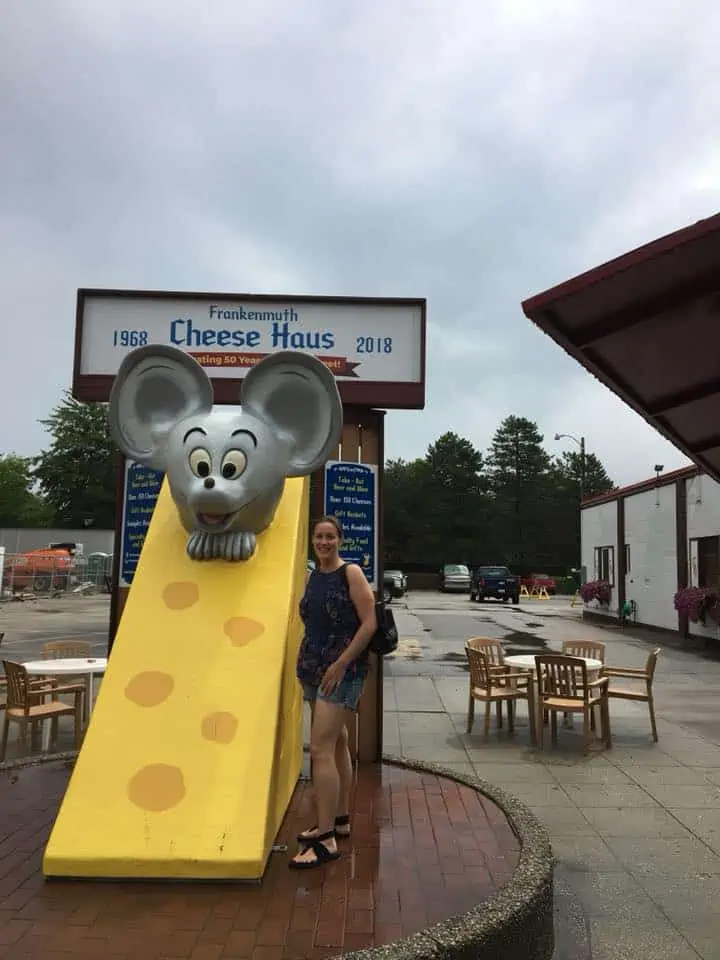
[3,0,718,486]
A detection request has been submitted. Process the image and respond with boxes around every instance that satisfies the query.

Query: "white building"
[581,466,720,642]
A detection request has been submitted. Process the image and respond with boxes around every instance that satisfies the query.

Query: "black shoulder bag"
[340,564,398,656]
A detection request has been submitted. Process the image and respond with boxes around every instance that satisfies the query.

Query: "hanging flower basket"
[673,586,720,625]
[579,580,612,606]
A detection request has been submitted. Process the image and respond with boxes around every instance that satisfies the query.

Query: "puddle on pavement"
[502,630,549,648]
[525,622,543,628]
[435,652,470,671]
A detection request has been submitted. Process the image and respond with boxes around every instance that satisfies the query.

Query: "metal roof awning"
[521,212,720,483]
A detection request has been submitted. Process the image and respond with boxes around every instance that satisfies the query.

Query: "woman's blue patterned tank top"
[296,564,368,686]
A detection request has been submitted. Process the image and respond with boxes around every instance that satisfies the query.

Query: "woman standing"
[289,516,377,869]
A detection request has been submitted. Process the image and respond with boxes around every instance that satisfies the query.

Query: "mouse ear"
[241,351,343,476]
[108,345,214,468]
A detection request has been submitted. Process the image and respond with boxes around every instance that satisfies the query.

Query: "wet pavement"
[0,758,518,959]
[386,592,720,959]
[4,591,720,956]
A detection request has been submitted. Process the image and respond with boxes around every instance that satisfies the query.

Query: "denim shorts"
[302,672,366,712]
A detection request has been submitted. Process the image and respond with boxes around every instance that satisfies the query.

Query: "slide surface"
[43,476,308,880]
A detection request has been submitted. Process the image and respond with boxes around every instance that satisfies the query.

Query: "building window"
[693,536,720,589]
[624,544,631,575]
[594,545,615,586]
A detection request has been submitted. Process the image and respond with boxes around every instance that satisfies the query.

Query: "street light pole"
[555,432,587,583]
[554,432,586,500]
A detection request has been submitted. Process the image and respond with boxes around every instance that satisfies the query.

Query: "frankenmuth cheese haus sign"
[73,289,426,408]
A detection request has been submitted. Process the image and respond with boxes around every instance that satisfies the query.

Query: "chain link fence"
[0,552,113,600]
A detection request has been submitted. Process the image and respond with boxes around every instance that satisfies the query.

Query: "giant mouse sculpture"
[108,344,343,562]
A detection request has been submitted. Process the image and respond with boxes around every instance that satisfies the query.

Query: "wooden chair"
[560,640,606,727]
[42,639,95,710]
[562,639,606,662]
[43,640,93,659]
[465,645,536,743]
[1,660,85,761]
[534,654,611,754]
[602,648,660,742]
[466,637,530,728]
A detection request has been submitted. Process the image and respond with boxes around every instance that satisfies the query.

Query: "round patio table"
[505,653,602,673]
[22,657,107,750]
[504,653,603,738]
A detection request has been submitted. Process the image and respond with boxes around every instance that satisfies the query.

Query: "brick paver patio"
[0,757,519,959]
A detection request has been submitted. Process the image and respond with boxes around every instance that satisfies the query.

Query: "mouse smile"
[195,511,238,532]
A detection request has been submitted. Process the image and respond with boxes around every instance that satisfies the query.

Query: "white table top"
[23,657,108,675]
[505,653,603,672]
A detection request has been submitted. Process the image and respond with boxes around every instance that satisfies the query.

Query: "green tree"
[422,432,488,564]
[554,450,615,500]
[383,457,432,561]
[545,450,616,571]
[33,393,118,528]
[0,454,53,527]
[486,416,552,569]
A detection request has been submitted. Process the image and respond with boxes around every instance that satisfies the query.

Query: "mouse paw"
[241,532,257,560]
[223,531,256,561]
[187,531,213,560]
[186,531,204,560]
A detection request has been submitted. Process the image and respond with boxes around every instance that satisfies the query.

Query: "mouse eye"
[221,449,247,480]
[188,448,212,478]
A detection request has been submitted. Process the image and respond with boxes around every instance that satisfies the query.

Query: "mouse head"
[108,344,343,536]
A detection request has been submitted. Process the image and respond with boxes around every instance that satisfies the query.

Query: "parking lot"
[0,593,111,664]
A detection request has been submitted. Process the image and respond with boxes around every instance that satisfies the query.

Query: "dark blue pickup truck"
[470,566,520,604]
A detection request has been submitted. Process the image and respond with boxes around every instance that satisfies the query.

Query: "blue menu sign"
[323,460,378,588]
[119,459,164,587]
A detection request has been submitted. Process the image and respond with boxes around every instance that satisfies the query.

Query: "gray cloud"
[2,0,714,485]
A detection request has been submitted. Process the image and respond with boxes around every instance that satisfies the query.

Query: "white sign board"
[77,291,424,397]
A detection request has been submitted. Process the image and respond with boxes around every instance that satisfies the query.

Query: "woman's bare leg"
[291,699,347,865]
[335,722,353,824]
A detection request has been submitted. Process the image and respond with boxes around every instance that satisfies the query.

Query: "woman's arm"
[336,564,377,666]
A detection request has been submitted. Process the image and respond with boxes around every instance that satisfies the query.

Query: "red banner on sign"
[189,352,361,377]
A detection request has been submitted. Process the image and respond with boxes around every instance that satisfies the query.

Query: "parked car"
[440,563,472,592]
[470,565,520,604]
[520,572,557,595]
[383,569,407,602]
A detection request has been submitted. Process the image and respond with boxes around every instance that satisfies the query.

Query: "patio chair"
[43,640,93,659]
[561,639,606,662]
[601,648,661,742]
[42,639,95,709]
[534,653,611,754]
[1,660,85,761]
[465,645,536,743]
[560,640,606,726]
[467,636,532,728]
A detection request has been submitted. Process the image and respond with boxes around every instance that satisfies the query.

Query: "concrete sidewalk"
[385,594,720,960]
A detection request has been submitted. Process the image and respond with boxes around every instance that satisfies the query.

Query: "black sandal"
[288,831,340,870]
[297,814,350,845]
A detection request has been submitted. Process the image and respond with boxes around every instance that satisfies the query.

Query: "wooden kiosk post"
[73,289,427,763]
[312,407,386,762]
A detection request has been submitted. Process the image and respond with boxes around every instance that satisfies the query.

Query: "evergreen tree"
[554,450,615,500]
[486,416,551,569]
[422,432,487,564]
[383,457,432,560]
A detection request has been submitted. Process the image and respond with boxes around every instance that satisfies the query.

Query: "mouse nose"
[204,477,215,489]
